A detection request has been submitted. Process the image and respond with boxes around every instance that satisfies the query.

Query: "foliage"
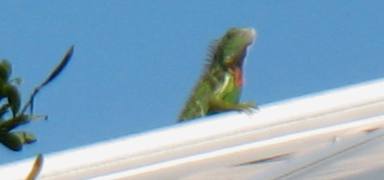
[0,46,74,151]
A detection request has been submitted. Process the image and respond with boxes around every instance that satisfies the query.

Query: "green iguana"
[178,27,257,122]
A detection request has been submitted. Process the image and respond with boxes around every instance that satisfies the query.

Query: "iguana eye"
[226,30,237,39]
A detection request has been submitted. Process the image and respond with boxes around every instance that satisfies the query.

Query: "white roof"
[1,78,384,179]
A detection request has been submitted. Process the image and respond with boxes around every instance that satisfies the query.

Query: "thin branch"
[20,45,74,115]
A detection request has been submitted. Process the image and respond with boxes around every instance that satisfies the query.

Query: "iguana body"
[178,28,256,122]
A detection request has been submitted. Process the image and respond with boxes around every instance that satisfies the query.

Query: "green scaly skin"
[178,27,257,122]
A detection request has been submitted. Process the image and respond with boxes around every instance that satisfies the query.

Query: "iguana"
[178,27,257,122]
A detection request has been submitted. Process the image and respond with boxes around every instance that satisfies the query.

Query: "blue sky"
[0,1,383,164]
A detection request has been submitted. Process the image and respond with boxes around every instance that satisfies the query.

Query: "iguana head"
[218,28,256,68]
[216,28,256,87]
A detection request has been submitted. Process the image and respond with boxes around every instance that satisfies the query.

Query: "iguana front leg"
[208,97,256,113]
